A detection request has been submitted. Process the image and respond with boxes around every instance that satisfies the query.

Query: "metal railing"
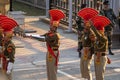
[49,0,104,27]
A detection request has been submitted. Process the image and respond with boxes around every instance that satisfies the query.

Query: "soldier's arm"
[99,10,105,16]
[99,35,108,42]
[53,33,60,47]
[111,9,117,20]
[110,9,118,25]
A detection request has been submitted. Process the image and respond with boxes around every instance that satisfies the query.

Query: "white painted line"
[58,70,80,80]
[32,60,46,64]
[14,68,81,80]
[114,68,120,72]
[13,67,40,72]
[59,60,80,65]
[14,67,81,80]
[33,59,80,66]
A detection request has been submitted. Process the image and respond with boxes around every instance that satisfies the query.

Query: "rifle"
[25,33,45,42]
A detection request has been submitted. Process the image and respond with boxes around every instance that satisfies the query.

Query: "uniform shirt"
[94,34,108,52]
[4,40,15,62]
[45,31,60,48]
[81,30,95,47]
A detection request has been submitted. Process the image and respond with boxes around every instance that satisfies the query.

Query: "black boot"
[79,52,81,58]
[109,47,114,55]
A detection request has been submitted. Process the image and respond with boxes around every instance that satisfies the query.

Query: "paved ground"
[0,16,120,80]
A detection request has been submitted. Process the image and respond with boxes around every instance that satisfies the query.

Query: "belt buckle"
[101,53,106,56]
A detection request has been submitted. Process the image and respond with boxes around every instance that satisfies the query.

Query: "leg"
[107,32,114,55]
[80,48,93,80]
[46,52,57,80]
[78,42,82,58]
[94,55,107,80]
[105,30,114,55]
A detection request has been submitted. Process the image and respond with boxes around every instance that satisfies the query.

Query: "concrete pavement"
[7,16,120,80]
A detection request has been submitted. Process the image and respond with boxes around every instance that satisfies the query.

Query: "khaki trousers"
[94,54,107,80]
[80,47,93,80]
[46,51,59,80]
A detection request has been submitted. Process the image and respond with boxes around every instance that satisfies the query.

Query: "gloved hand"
[7,62,14,74]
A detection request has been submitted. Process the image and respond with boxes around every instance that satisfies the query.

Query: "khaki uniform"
[94,35,108,80]
[4,40,15,63]
[80,30,94,80]
[0,0,10,15]
[46,50,59,80]
[91,25,108,80]
[45,31,60,80]
[45,9,65,80]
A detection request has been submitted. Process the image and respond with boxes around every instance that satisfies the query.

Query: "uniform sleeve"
[54,33,60,47]
[79,31,84,42]
[110,9,117,20]
[99,10,105,16]
[7,43,15,54]
[99,35,108,43]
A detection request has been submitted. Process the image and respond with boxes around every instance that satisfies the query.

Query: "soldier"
[3,30,15,75]
[100,0,117,55]
[42,9,65,80]
[76,4,86,58]
[90,15,111,80]
[77,8,98,80]
[0,16,18,80]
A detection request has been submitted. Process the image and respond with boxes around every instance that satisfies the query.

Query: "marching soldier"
[42,9,65,80]
[0,16,18,80]
[90,15,111,80]
[77,8,98,80]
[76,4,86,58]
[100,0,117,55]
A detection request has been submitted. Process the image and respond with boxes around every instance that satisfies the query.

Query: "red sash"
[47,43,59,66]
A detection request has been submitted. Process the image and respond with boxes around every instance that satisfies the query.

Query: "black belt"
[53,49,58,51]
[52,47,58,51]
[95,53,106,56]
[101,53,106,56]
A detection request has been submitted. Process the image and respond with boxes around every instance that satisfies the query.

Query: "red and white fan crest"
[77,8,99,21]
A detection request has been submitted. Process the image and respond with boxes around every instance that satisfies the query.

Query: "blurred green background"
[12,1,46,16]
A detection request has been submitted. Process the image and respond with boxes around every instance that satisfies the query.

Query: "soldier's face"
[50,26,57,32]
[4,36,11,42]
[104,5,109,9]
[85,21,91,29]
